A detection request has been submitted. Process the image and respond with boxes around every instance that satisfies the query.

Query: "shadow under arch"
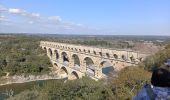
[60,66,68,75]
[48,48,53,58]
[84,57,95,76]
[71,54,80,70]
[54,50,59,61]
[100,60,114,75]
[61,52,69,66]
[70,71,79,80]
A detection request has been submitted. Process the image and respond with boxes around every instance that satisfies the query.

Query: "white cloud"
[28,21,33,24]
[0,5,7,11]
[8,8,41,19]
[48,16,62,21]
[0,15,9,22]
[30,13,40,18]
[0,5,95,34]
[8,8,26,14]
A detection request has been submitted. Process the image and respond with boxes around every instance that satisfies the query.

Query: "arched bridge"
[40,41,148,80]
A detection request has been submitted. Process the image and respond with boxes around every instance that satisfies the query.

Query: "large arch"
[54,50,59,61]
[53,63,59,72]
[61,52,69,66]
[71,54,80,70]
[84,57,95,76]
[59,66,68,78]
[48,48,53,58]
[70,71,79,80]
[99,60,114,75]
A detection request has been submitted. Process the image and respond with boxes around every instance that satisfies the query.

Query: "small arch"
[43,47,46,50]
[53,63,58,71]
[88,50,90,53]
[79,49,81,52]
[70,71,79,79]
[48,48,53,58]
[122,55,127,61]
[139,57,143,61]
[99,52,102,56]
[113,54,118,59]
[84,49,86,52]
[106,53,110,58]
[130,55,135,62]
[60,67,68,77]
[93,51,96,55]
[54,50,59,60]
[54,63,58,67]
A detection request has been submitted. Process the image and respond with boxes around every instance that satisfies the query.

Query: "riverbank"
[0,72,66,86]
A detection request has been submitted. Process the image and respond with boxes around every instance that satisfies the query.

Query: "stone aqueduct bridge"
[40,41,147,80]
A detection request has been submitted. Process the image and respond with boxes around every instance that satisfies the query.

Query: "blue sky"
[0,0,170,35]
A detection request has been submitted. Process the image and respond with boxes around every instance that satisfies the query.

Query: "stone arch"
[53,63,59,72]
[139,57,143,62]
[61,52,69,66]
[121,55,127,61]
[48,48,53,58]
[83,49,86,52]
[70,71,79,80]
[93,51,96,55]
[88,50,90,53]
[43,47,47,50]
[71,54,81,70]
[106,53,110,58]
[113,54,118,59]
[99,60,114,75]
[130,55,135,62]
[54,63,58,67]
[84,57,95,76]
[54,50,59,61]
[60,66,68,77]
[99,52,102,56]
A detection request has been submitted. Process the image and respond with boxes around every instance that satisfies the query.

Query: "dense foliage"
[0,36,52,76]
[8,67,151,100]
[141,43,170,71]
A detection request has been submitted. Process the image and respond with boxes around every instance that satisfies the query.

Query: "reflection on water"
[102,66,114,75]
